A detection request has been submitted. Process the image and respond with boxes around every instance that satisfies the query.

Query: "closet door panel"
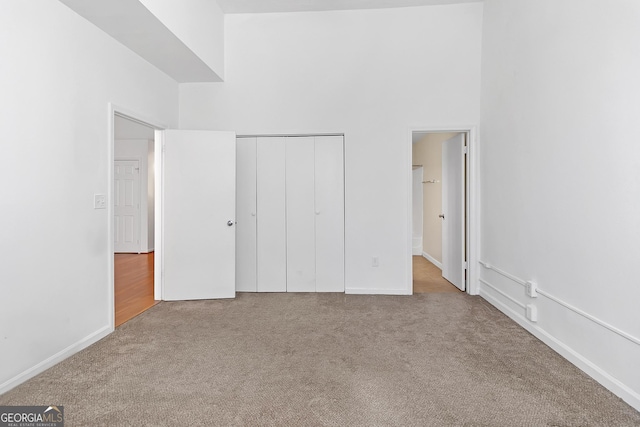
[257,137,287,292]
[236,137,257,292]
[286,137,316,292]
[315,136,345,292]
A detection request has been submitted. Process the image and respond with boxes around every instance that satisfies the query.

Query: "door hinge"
[464,261,468,269]
[463,146,468,154]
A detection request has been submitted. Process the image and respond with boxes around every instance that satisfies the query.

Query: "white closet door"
[236,137,257,292]
[257,137,287,292]
[315,136,345,292]
[286,137,316,292]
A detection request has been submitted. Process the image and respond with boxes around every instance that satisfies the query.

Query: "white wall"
[480,0,640,411]
[139,0,225,80]
[0,0,178,393]
[180,3,483,293]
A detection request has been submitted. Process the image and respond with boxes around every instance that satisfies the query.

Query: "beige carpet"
[1,293,639,426]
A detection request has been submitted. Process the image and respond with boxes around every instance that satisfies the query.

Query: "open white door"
[442,133,465,291]
[412,166,423,256]
[161,130,236,300]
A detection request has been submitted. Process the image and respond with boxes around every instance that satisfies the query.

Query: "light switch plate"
[94,194,106,209]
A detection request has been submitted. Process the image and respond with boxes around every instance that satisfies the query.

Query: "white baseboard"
[412,247,422,256]
[0,325,112,395]
[422,252,442,270]
[480,288,640,412]
[346,288,412,295]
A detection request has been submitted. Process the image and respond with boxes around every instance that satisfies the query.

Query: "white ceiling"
[216,0,482,14]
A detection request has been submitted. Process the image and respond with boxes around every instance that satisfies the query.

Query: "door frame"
[108,103,166,329]
[407,125,479,295]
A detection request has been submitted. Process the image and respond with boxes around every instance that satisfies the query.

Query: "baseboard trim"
[422,252,442,270]
[480,289,640,412]
[346,288,411,295]
[0,325,112,395]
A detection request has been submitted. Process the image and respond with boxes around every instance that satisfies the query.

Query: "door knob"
[439,214,445,219]
[227,220,235,226]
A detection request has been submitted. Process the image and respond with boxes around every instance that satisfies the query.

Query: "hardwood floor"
[114,252,158,327]
[413,255,461,293]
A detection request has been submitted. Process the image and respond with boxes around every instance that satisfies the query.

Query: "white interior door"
[256,137,287,292]
[236,137,257,292]
[286,137,316,292]
[114,160,140,253]
[442,133,465,291]
[412,166,423,256]
[315,136,345,292]
[162,130,236,300]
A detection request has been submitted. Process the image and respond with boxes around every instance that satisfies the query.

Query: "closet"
[236,135,344,293]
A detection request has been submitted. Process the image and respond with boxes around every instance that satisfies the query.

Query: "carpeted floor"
[1,293,639,426]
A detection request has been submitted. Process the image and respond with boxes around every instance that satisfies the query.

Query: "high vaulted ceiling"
[216,0,482,14]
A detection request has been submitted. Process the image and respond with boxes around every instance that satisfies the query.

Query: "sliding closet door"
[257,137,287,292]
[236,137,257,292]
[315,136,345,292]
[286,137,316,292]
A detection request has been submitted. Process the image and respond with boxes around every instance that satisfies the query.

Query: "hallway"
[413,256,460,293]
[115,253,158,326]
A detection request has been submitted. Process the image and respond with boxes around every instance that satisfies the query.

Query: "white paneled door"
[441,133,465,291]
[114,160,140,253]
[162,130,236,300]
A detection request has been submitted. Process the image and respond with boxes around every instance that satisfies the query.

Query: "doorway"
[110,109,163,327]
[408,127,478,295]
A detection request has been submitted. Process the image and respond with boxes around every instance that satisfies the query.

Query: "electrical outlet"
[372,256,379,267]
[525,280,538,298]
[94,194,106,209]
[526,304,538,322]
